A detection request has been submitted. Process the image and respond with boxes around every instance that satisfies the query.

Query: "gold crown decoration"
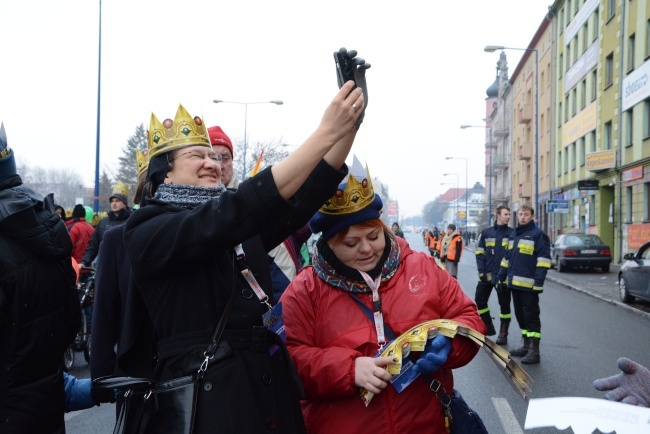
[147,104,211,159]
[112,181,130,197]
[136,149,149,178]
[319,163,375,216]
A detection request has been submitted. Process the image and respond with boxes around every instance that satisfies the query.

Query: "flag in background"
[248,149,264,178]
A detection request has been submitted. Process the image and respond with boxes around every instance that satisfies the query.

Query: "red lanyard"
[234,244,272,311]
[358,270,386,352]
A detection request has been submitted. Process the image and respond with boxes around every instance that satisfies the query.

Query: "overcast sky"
[0,0,553,217]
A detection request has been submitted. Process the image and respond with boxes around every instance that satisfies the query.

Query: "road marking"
[492,396,524,434]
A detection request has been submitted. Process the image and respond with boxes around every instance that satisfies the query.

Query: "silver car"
[618,240,650,303]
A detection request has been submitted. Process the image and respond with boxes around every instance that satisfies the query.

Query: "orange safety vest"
[436,236,444,253]
[446,234,463,262]
[428,234,437,249]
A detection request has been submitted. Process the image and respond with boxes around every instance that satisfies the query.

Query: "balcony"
[493,128,509,138]
[518,141,532,160]
[492,154,510,170]
[485,141,497,149]
[519,181,532,198]
[518,104,533,124]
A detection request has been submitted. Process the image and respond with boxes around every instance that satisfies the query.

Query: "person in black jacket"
[119,74,366,433]
[0,123,81,434]
[474,205,515,341]
[79,184,131,268]
[496,204,551,364]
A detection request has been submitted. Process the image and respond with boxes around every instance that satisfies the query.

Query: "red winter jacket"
[281,237,484,434]
[66,218,94,263]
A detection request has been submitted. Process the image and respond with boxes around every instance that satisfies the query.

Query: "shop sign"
[578,180,599,190]
[586,150,616,171]
[547,200,569,214]
[627,223,650,250]
[622,166,643,182]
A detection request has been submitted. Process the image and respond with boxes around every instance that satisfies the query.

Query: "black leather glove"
[478,272,488,283]
[495,280,505,294]
[91,384,117,405]
[333,47,370,127]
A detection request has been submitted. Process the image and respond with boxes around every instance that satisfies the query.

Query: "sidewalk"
[463,243,650,320]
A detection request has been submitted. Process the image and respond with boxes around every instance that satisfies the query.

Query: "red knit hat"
[208,126,233,156]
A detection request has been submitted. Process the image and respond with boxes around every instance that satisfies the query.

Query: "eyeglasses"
[170,149,222,164]
[220,154,232,164]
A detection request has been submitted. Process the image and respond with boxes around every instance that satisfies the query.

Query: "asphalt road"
[64,231,650,433]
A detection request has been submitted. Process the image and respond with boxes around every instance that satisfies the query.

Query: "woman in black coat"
[119,79,365,433]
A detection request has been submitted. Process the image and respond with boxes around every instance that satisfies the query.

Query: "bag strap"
[197,253,237,379]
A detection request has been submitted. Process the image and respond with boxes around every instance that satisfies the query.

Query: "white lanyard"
[358,270,386,351]
[234,244,272,311]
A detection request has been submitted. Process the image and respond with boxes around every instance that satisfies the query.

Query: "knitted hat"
[310,194,383,240]
[109,193,128,206]
[309,156,383,240]
[72,204,86,219]
[109,181,129,206]
[208,126,233,156]
[0,123,17,182]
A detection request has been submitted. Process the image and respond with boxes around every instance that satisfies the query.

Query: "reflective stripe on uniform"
[527,331,541,338]
[517,239,535,255]
[485,237,496,247]
[537,257,551,268]
[533,285,543,291]
[500,259,509,268]
[508,240,514,250]
[499,313,512,319]
[511,275,534,288]
[478,307,490,315]
[520,329,529,336]
[502,239,509,247]
[476,247,485,255]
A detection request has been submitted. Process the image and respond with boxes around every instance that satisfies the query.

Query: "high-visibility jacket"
[446,233,463,262]
[475,223,515,282]
[427,233,438,250]
[497,220,551,292]
[436,235,444,254]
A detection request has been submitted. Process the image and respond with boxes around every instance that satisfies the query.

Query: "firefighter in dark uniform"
[474,205,515,341]
[496,204,551,364]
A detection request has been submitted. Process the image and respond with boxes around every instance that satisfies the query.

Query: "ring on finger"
[352,103,358,112]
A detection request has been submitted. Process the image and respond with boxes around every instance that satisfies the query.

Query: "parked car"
[618,240,650,303]
[551,234,612,273]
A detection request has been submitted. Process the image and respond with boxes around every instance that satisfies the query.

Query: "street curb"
[463,246,650,321]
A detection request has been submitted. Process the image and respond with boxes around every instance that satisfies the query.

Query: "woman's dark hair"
[141,152,173,206]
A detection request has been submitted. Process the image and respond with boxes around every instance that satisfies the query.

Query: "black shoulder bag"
[350,294,488,434]
[94,282,235,434]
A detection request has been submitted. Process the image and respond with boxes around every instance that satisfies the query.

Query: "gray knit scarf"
[154,183,227,209]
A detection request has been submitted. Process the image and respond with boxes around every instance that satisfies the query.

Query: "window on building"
[590,131,596,152]
[628,34,635,72]
[580,138,585,166]
[581,79,587,109]
[626,186,633,222]
[604,121,612,150]
[560,8,565,35]
[571,143,577,171]
[557,151,562,176]
[572,88,578,116]
[644,100,650,139]
[625,110,633,147]
[583,25,589,53]
[574,0,578,16]
[647,19,650,58]
[644,183,650,221]
[591,70,597,101]
[565,94,570,121]
[541,113,545,131]
[605,53,614,87]
[607,0,615,21]
[558,102,563,126]
[567,0,572,21]
[559,53,564,78]
[589,195,596,225]
[564,148,569,174]
[593,9,600,41]
[573,38,579,64]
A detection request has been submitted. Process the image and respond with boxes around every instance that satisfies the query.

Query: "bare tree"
[19,164,85,209]
[232,137,288,180]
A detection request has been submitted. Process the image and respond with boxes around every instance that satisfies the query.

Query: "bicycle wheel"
[83,338,91,363]
[63,347,75,371]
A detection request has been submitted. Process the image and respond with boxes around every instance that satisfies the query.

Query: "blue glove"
[412,335,452,375]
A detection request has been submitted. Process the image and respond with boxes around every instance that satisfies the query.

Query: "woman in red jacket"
[281,164,485,434]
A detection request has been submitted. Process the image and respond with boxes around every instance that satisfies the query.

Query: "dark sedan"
[618,240,650,303]
[551,234,612,273]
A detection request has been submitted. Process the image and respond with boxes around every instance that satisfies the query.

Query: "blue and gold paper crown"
[147,104,210,159]
[319,164,375,216]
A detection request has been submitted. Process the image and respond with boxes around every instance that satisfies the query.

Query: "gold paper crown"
[147,104,210,159]
[112,181,130,197]
[136,149,149,178]
[319,165,375,216]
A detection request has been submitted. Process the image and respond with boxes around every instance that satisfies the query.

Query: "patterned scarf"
[312,229,401,293]
[153,183,227,209]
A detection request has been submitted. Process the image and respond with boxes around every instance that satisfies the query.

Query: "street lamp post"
[461,124,493,222]
[446,157,468,230]
[212,99,283,181]
[485,45,539,223]
[93,0,103,213]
